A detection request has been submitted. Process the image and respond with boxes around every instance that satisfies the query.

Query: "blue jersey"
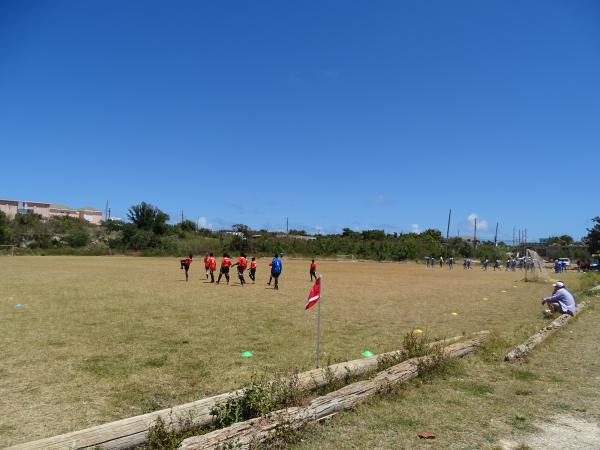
[271,257,282,274]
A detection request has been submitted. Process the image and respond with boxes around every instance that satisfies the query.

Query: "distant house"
[218,230,246,238]
[0,199,103,225]
[276,233,317,241]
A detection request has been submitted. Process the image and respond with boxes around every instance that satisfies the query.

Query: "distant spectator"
[554,259,562,274]
[542,281,576,317]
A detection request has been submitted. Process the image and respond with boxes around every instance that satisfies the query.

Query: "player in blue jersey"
[267,254,283,290]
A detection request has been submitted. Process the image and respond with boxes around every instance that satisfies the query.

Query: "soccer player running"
[216,253,232,284]
[249,257,257,283]
[203,254,210,279]
[448,256,454,270]
[494,258,501,271]
[231,253,248,286]
[309,259,317,281]
[267,254,283,290]
[208,253,217,283]
[180,254,193,282]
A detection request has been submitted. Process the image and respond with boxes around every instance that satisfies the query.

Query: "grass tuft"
[210,373,304,428]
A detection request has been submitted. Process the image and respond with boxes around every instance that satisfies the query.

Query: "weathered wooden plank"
[178,336,487,450]
[8,332,486,450]
[504,302,588,362]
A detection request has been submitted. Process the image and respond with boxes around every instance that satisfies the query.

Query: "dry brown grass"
[0,256,579,446]
[292,292,599,450]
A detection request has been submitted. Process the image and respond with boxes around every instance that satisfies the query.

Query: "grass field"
[0,256,579,446]
[293,286,600,450]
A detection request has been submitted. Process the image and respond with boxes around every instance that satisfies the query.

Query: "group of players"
[179,253,318,290]
[425,255,537,272]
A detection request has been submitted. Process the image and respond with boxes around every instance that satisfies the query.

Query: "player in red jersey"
[309,259,317,281]
[216,253,232,284]
[208,253,217,283]
[249,257,257,283]
[180,254,193,282]
[203,254,210,279]
[232,253,248,286]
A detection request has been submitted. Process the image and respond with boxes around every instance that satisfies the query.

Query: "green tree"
[68,230,90,247]
[0,211,10,244]
[583,217,600,254]
[127,202,170,235]
[546,235,575,246]
[178,219,198,232]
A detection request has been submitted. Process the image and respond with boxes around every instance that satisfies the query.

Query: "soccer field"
[0,256,576,445]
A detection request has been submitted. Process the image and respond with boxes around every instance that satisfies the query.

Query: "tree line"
[0,202,597,261]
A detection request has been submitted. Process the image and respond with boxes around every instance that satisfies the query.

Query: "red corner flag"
[306,276,321,310]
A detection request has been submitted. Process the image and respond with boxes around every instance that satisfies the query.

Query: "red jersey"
[237,256,247,270]
[182,258,193,266]
[203,256,210,269]
[209,257,217,270]
[310,262,317,271]
[221,257,232,267]
[250,260,257,269]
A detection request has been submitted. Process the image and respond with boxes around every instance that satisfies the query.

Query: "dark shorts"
[250,268,256,275]
[221,267,230,274]
[549,302,573,315]
[237,266,245,274]
[181,263,190,270]
[271,270,280,278]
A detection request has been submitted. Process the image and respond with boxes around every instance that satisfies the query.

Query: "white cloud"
[314,225,323,235]
[376,194,385,204]
[411,224,421,233]
[467,213,488,231]
[197,216,212,229]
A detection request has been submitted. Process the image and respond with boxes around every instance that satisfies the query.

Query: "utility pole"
[445,209,452,258]
[286,217,289,234]
[105,200,109,221]
[494,222,499,247]
[181,210,184,223]
[473,218,477,252]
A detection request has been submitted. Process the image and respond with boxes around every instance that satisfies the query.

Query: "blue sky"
[1,1,598,242]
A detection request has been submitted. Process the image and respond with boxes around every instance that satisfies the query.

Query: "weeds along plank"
[8,332,487,450]
[178,336,488,450]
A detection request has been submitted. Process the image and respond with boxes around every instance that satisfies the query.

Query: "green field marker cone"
[361,350,374,357]
[241,351,253,358]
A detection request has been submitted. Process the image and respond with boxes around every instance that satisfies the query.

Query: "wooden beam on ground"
[8,332,487,450]
[178,336,487,450]
[504,303,588,362]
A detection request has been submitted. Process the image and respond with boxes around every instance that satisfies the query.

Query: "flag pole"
[316,275,322,368]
